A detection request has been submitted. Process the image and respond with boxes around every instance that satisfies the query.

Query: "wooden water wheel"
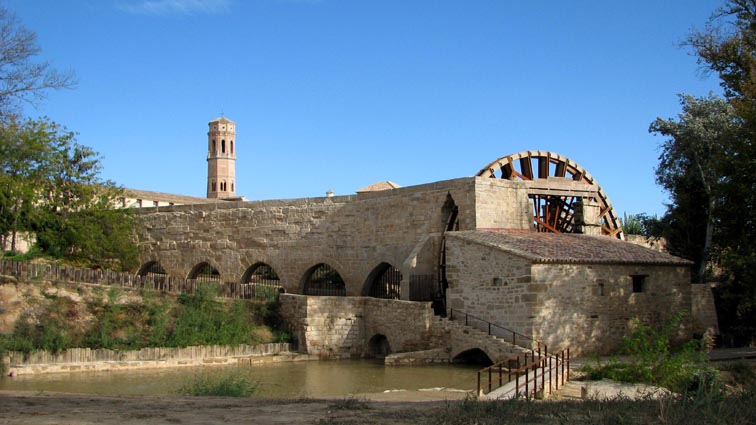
[476,150,624,239]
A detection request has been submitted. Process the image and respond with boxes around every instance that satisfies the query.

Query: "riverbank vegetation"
[0,283,289,360]
[581,313,714,393]
[423,385,756,425]
[177,370,259,397]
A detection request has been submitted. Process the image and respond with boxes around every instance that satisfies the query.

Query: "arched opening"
[452,348,493,366]
[364,263,402,299]
[188,262,221,283]
[137,261,167,277]
[303,263,346,296]
[230,140,234,154]
[368,334,391,358]
[211,140,216,154]
[242,263,282,300]
[221,139,226,153]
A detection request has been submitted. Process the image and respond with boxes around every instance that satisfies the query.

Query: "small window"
[221,140,226,153]
[631,275,647,293]
[211,181,216,192]
[153,200,159,207]
[231,182,234,192]
[212,140,216,154]
[230,141,234,154]
[598,282,605,296]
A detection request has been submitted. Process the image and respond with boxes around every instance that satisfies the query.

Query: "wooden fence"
[7,342,294,366]
[0,260,283,301]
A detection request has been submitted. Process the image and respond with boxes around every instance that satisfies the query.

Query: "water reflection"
[0,360,478,398]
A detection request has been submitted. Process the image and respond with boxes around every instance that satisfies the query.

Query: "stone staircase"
[429,315,531,364]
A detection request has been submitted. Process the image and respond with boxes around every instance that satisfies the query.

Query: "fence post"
[550,354,554,392]
[525,366,529,400]
[515,372,519,398]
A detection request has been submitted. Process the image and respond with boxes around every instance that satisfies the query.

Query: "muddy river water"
[0,360,478,398]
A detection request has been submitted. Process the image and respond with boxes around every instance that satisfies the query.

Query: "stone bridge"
[279,294,527,364]
[135,177,534,298]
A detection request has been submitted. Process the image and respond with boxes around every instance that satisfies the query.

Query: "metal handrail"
[449,308,546,350]
[477,347,570,398]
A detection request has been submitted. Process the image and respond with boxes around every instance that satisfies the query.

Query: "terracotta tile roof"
[124,189,218,205]
[356,181,402,193]
[447,230,692,266]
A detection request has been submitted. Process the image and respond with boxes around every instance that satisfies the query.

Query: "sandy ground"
[0,380,668,425]
[0,390,465,425]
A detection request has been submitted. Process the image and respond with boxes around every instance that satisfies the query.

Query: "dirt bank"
[0,390,461,425]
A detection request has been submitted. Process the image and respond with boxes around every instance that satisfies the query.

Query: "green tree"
[0,117,138,270]
[649,94,740,283]
[0,119,51,251]
[662,0,756,344]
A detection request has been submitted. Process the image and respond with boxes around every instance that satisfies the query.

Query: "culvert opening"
[367,334,391,358]
[452,348,493,367]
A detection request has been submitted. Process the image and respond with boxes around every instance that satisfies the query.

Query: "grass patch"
[423,387,756,425]
[177,370,258,397]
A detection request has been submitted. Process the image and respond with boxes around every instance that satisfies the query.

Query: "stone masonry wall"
[278,294,436,358]
[445,236,534,329]
[444,236,692,355]
[531,263,691,355]
[691,283,719,338]
[136,177,532,297]
[473,179,532,230]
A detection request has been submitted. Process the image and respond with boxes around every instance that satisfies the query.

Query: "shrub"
[177,370,257,397]
[582,313,713,393]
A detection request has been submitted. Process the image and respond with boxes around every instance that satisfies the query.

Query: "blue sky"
[9,0,723,217]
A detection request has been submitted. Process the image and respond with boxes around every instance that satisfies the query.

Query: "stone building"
[135,145,721,355]
[127,121,719,357]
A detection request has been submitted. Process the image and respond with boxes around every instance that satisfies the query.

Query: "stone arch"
[137,261,167,277]
[367,334,391,358]
[302,263,346,296]
[241,262,280,285]
[451,348,494,366]
[187,262,222,283]
[363,262,402,299]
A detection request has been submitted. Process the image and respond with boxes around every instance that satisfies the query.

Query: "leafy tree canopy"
[0,118,138,271]
[651,0,756,344]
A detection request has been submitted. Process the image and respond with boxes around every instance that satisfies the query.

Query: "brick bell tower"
[206,117,236,199]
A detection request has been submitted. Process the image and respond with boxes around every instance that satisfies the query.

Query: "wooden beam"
[555,161,566,178]
[520,156,534,180]
[538,155,549,179]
